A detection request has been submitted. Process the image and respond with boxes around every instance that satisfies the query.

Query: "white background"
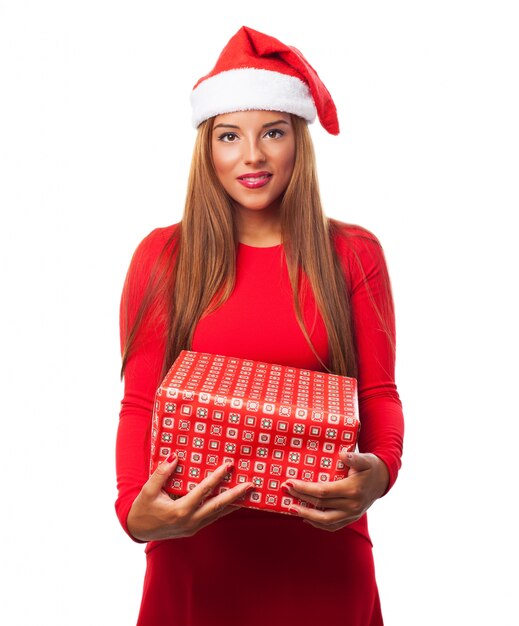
[1,1,518,624]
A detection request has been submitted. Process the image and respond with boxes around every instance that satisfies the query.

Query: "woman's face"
[211,110,296,214]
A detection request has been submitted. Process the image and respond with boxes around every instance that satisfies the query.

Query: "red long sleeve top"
[116,222,404,549]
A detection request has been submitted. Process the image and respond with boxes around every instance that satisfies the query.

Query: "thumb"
[340,450,373,473]
[147,452,178,494]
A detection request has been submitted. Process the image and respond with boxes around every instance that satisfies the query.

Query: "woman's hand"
[127,454,254,542]
[280,451,390,532]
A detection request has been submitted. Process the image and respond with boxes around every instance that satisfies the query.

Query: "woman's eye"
[218,133,238,142]
[265,129,284,139]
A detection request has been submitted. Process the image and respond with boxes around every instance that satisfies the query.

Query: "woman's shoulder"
[329,219,383,257]
[134,223,179,253]
[128,223,180,265]
[123,223,180,291]
[329,219,392,292]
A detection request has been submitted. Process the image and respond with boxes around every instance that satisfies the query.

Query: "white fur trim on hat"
[190,68,317,128]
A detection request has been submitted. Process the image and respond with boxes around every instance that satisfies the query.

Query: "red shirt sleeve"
[115,227,173,540]
[334,226,404,493]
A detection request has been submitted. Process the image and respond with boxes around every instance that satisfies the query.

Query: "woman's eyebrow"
[262,120,289,128]
[213,119,290,131]
[213,123,240,130]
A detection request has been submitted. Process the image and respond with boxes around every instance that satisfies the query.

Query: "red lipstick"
[237,171,272,189]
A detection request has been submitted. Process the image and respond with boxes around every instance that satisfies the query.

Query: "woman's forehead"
[213,110,292,127]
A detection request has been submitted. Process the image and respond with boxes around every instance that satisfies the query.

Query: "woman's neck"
[234,205,282,247]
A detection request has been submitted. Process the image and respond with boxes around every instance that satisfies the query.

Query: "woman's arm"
[280,227,404,530]
[116,228,168,540]
[115,227,252,542]
[347,228,404,491]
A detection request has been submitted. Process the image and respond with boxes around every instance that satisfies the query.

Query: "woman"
[117,26,404,625]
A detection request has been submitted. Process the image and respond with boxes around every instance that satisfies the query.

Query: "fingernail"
[284,481,295,489]
[281,485,291,495]
[245,484,255,492]
[165,452,176,463]
[288,506,300,516]
[225,462,235,472]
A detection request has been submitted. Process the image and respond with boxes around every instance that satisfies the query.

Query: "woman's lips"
[237,171,272,189]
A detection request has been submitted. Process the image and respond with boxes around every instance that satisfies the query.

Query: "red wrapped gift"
[150,350,360,514]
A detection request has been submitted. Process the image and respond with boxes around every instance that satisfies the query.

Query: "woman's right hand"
[127,454,253,542]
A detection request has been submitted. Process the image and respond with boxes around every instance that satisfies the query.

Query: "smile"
[237,172,272,189]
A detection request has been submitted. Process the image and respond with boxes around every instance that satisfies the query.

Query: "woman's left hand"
[280,451,390,532]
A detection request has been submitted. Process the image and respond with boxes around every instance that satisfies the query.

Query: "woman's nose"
[243,139,266,165]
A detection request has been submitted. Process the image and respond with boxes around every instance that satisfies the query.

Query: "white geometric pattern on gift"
[150,351,360,514]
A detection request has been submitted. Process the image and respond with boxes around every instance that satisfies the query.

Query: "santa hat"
[190,26,340,135]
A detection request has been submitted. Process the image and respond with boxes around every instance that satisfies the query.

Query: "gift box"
[150,350,360,514]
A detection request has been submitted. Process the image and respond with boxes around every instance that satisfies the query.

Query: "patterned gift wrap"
[150,350,360,514]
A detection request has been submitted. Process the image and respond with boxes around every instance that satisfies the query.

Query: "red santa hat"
[190,26,340,135]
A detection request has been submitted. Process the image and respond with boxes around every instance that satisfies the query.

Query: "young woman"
[116,26,404,626]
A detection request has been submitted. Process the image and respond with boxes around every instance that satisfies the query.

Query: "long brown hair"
[121,115,358,378]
